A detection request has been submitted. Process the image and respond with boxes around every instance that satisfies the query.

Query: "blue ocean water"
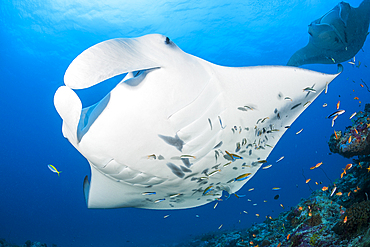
[0,0,369,246]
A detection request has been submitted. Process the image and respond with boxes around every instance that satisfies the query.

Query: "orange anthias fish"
[322,186,329,191]
[343,164,353,174]
[310,162,323,170]
[287,234,291,240]
[306,178,311,183]
[344,216,348,223]
[334,130,338,139]
[336,101,340,110]
[336,192,343,196]
[341,164,353,178]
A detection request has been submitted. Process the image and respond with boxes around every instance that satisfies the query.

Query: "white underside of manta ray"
[54,34,342,210]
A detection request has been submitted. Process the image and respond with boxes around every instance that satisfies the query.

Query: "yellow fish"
[235,173,252,181]
[47,164,61,176]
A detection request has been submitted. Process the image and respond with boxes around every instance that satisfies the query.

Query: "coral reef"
[329,103,370,158]
[178,104,370,247]
[179,157,370,247]
[0,239,53,247]
[333,200,370,239]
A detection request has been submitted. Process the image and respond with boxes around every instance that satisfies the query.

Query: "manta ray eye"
[165,37,171,45]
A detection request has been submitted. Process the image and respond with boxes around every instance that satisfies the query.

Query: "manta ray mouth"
[76,67,160,143]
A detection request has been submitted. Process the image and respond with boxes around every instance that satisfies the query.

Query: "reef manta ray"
[54,34,341,209]
[287,0,370,67]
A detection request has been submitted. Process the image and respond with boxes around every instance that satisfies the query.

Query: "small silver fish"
[203,186,214,195]
[180,154,196,159]
[208,118,212,130]
[142,192,156,196]
[213,141,223,149]
[303,101,311,108]
[330,187,337,197]
[262,164,272,169]
[207,169,221,177]
[349,112,357,119]
[154,198,165,203]
[276,156,284,163]
[242,138,247,146]
[223,162,231,167]
[147,154,156,159]
[284,97,293,101]
[303,87,316,93]
[261,117,269,123]
[244,105,256,110]
[218,116,226,129]
[296,129,303,135]
[328,110,345,118]
[331,115,338,127]
[169,193,182,198]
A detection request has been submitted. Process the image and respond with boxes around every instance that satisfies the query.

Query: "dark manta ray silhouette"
[287,0,370,67]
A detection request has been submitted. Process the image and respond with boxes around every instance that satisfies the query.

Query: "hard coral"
[329,103,370,158]
[306,213,322,227]
[333,200,370,239]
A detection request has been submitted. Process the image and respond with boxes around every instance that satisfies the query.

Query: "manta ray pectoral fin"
[64,37,162,89]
